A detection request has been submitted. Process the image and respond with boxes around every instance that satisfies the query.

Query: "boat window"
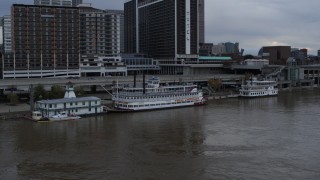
[82,101,85,105]
[49,104,52,108]
[70,103,73,106]
[89,108,91,111]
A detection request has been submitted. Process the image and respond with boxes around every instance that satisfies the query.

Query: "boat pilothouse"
[111,76,207,111]
[239,77,278,97]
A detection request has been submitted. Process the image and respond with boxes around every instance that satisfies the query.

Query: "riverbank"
[0,86,318,119]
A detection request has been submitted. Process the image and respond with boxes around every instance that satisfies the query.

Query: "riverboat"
[109,76,207,112]
[239,77,278,97]
[32,82,103,121]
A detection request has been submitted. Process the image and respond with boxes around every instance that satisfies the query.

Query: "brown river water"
[1,89,320,179]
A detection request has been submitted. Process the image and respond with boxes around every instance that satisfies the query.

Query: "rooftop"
[37,96,100,104]
[199,56,232,61]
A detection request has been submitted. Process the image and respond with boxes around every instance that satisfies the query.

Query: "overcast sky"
[1,0,319,55]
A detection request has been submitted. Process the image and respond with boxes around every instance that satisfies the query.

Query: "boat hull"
[49,116,81,121]
[108,100,206,112]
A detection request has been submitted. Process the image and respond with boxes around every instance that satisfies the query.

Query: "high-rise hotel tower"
[2,4,80,78]
[125,0,204,59]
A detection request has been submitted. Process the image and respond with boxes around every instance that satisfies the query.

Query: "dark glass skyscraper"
[125,0,202,59]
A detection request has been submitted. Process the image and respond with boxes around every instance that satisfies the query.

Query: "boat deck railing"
[113,94,199,103]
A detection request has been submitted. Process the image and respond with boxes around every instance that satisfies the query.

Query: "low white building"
[80,55,127,77]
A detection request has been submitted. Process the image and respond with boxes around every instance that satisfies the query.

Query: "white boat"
[110,76,207,112]
[239,77,278,97]
[49,112,81,121]
[32,111,48,121]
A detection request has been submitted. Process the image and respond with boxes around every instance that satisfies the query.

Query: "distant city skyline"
[1,0,319,55]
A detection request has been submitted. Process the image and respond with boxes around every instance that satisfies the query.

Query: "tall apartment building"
[105,9,124,53]
[125,0,201,60]
[0,18,2,46]
[2,4,80,78]
[34,0,73,6]
[78,6,124,77]
[198,0,205,44]
[2,15,12,53]
[79,6,122,56]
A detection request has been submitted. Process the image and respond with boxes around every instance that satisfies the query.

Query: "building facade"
[78,6,124,77]
[2,4,80,79]
[125,0,200,59]
[263,46,291,65]
[72,0,83,7]
[198,0,205,44]
[2,15,12,53]
[105,10,125,53]
[79,6,121,56]
[34,0,73,6]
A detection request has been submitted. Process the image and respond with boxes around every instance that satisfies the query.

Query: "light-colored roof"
[199,56,232,61]
[37,96,100,104]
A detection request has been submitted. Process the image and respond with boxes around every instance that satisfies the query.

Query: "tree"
[7,93,19,105]
[48,85,65,99]
[208,79,222,92]
[74,86,85,97]
[34,85,47,101]
[243,54,254,60]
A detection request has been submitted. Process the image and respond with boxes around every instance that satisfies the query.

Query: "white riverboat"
[109,76,207,112]
[239,77,278,97]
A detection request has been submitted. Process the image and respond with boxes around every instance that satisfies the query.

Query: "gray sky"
[1,0,319,55]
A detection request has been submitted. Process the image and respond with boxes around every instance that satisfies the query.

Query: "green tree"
[74,86,85,97]
[48,85,65,99]
[34,84,47,101]
[7,93,19,105]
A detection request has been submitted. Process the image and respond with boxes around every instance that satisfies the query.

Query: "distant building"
[0,18,2,45]
[78,6,124,77]
[291,48,307,61]
[105,9,124,53]
[79,6,122,56]
[224,42,239,54]
[121,54,160,75]
[212,43,226,55]
[198,0,205,44]
[2,15,12,53]
[300,48,308,58]
[34,0,72,6]
[125,0,200,60]
[262,46,291,65]
[2,4,80,79]
[318,50,320,57]
[72,0,83,7]
[199,43,213,56]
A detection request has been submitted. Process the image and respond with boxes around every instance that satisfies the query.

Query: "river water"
[1,89,320,179]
